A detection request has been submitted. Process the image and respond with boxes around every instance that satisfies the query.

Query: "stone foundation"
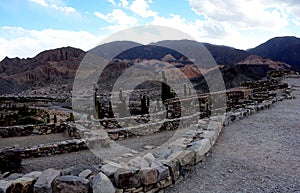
[0,77,295,193]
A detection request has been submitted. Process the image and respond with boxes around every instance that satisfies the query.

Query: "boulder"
[0,180,12,193]
[5,173,23,181]
[161,159,180,182]
[127,156,149,169]
[61,164,100,176]
[24,171,42,180]
[10,177,35,193]
[34,168,61,193]
[152,149,172,159]
[100,162,122,177]
[188,138,212,163]
[78,169,92,179]
[143,153,156,164]
[52,176,89,193]
[154,165,170,181]
[139,168,158,185]
[92,172,115,193]
[176,150,195,166]
[114,168,140,189]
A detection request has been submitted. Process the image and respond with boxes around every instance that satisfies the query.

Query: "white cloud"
[285,3,300,24]
[0,26,104,60]
[94,9,138,31]
[189,0,289,31]
[29,0,49,7]
[119,0,129,8]
[108,0,116,6]
[129,0,157,18]
[29,0,76,14]
[148,13,267,49]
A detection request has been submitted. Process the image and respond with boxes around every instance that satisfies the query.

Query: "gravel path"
[166,77,300,193]
[21,150,101,173]
[21,130,176,173]
[0,133,71,150]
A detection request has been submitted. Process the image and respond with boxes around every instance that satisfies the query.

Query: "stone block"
[114,168,140,189]
[23,171,42,180]
[92,172,115,193]
[161,159,180,182]
[152,149,172,160]
[127,156,149,169]
[139,168,158,185]
[0,180,12,193]
[78,169,92,179]
[143,153,156,164]
[203,130,217,145]
[168,138,192,149]
[34,168,61,193]
[188,138,211,163]
[10,177,35,193]
[5,173,23,181]
[101,162,123,177]
[176,150,195,166]
[156,176,172,189]
[52,175,89,193]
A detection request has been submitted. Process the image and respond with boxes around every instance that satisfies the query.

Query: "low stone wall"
[0,78,294,193]
[0,123,77,138]
[0,136,112,159]
[0,90,293,193]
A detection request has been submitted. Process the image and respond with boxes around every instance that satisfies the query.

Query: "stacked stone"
[0,77,294,193]
[0,88,294,193]
[0,123,73,138]
[0,137,110,159]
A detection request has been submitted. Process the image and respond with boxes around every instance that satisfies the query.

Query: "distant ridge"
[0,47,85,94]
[249,36,300,71]
[0,36,298,94]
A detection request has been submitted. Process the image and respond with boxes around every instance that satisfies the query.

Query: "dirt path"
[21,130,176,173]
[166,77,300,193]
[0,133,71,150]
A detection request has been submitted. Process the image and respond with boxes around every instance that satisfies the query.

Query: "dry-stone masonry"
[0,77,295,193]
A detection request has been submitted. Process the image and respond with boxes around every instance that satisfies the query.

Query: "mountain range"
[0,36,299,95]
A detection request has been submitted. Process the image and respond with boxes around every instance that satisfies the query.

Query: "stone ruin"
[0,76,295,193]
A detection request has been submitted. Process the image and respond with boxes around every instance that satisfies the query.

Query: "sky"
[0,0,300,60]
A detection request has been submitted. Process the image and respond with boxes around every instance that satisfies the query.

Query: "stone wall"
[0,77,294,193]
[0,123,77,138]
[0,136,111,159]
[0,92,293,192]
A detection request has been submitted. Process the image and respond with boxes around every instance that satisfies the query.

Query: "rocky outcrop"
[237,55,291,70]
[0,47,85,94]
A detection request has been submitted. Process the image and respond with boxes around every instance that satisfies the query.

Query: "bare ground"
[0,133,71,150]
[166,77,300,193]
[21,130,176,173]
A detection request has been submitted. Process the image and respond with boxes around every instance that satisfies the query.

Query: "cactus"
[118,88,128,118]
[161,71,171,101]
[141,94,149,115]
[54,114,57,123]
[46,113,50,123]
[93,82,99,119]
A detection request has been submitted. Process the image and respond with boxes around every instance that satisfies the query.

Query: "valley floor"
[166,77,300,193]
